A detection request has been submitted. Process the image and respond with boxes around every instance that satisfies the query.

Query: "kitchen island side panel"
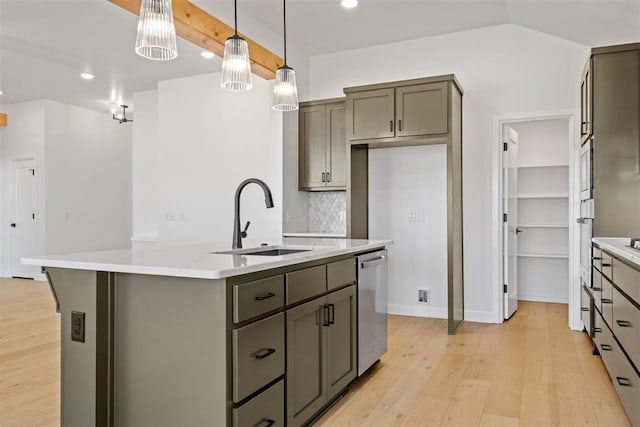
[113,274,228,426]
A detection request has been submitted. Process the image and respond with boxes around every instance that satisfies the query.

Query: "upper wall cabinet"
[299,99,347,191]
[580,58,593,145]
[345,79,452,143]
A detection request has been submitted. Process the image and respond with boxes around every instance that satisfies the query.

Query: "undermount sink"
[214,246,314,256]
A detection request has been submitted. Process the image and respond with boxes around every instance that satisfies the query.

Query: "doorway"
[499,116,576,323]
[9,158,39,279]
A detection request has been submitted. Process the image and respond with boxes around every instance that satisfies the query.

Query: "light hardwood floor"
[0,278,630,426]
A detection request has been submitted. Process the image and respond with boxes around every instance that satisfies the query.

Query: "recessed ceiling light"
[341,0,358,8]
[81,72,95,80]
[201,51,215,59]
[0,90,3,95]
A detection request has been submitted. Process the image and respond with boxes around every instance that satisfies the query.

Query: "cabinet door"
[325,285,357,398]
[347,88,395,141]
[396,82,448,137]
[299,105,327,189]
[580,60,592,145]
[286,296,327,427]
[326,102,347,188]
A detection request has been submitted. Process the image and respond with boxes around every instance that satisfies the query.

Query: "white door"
[9,159,39,278]
[503,126,519,319]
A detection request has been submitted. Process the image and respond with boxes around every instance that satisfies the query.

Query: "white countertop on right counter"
[593,237,640,268]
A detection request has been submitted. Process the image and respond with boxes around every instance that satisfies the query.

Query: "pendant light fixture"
[135,0,178,61]
[272,0,298,111]
[221,0,253,91]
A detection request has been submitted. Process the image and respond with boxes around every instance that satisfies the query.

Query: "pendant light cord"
[283,0,287,65]
[234,0,238,35]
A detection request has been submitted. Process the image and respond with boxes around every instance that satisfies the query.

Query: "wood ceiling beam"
[0,113,7,127]
[108,0,283,80]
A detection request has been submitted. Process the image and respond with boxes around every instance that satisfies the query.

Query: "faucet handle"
[241,221,251,239]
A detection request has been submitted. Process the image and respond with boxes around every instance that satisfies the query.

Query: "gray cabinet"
[591,243,640,427]
[286,285,357,427]
[298,99,347,191]
[346,80,449,143]
[580,59,592,145]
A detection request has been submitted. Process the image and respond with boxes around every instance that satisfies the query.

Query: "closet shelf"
[517,193,569,199]
[517,253,569,259]
[517,224,569,228]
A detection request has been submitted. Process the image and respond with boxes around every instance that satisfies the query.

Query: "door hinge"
[503,142,508,151]
[503,213,507,222]
[504,284,508,293]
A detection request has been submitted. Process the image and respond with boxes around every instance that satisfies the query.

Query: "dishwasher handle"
[360,255,386,269]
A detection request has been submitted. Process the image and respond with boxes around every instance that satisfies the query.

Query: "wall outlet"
[418,289,430,304]
[71,311,85,343]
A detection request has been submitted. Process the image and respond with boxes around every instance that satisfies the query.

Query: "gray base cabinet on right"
[591,244,640,426]
[286,285,357,427]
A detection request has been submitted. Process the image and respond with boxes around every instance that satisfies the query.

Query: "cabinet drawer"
[600,251,613,281]
[612,286,640,370]
[233,313,285,402]
[592,267,603,312]
[593,309,611,351]
[581,285,593,337]
[614,258,640,304]
[327,258,356,291]
[601,276,614,328]
[286,265,326,305]
[233,275,285,324]
[606,340,640,427]
[593,247,603,271]
[233,379,284,427]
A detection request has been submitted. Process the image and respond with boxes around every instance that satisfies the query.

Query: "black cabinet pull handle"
[602,299,613,304]
[594,327,602,333]
[616,320,632,328]
[321,172,326,182]
[9,223,16,228]
[398,119,402,132]
[581,307,589,312]
[322,305,331,326]
[327,172,331,183]
[602,263,612,267]
[592,287,602,291]
[389,120,394,132]
[254,419,276,427]
[328,303,335,325]
[592,257,602,260]
[616,377,632,387]
[255,292,276,301]
[253,348,276,360]
[601,344,612,351]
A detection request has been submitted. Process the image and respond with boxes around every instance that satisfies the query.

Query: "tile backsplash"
[309,192,347,234]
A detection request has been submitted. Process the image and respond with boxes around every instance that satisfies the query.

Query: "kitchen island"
[23,238,390,427]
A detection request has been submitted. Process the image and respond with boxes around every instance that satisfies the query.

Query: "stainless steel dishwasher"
[357,249,388,376]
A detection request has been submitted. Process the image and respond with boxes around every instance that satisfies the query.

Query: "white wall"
[369,145,448,317]
[308,24,589,321]
[0,100,132,276]
[131,90,159,244]
[132,72,283,247]
[44,100,132,254]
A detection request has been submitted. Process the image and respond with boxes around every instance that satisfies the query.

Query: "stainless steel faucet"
[232,178,274,249]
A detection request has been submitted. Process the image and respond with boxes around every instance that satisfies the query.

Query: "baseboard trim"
[387,304,447,319]
[519,295,568,304]
[0,270,9,278]
[387,304,498,324]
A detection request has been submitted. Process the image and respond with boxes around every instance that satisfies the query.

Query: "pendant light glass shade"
[135,0,178,61]
[273,65,298,111]
[272,0,298,111]
[220,35,253,91]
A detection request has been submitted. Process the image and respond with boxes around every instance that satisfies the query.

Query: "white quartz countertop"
[283,232,347,238]
[592,237,640,268]
[22,238,391,280]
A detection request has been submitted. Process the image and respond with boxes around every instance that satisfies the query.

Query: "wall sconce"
[112,105,133,124]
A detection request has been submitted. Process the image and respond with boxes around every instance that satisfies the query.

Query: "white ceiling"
[1,0,638,114]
